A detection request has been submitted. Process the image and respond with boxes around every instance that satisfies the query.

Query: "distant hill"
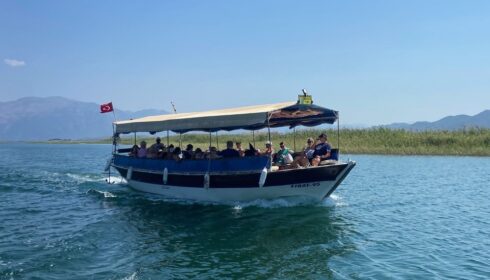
[0,97,167,141]
[383,110,490,131]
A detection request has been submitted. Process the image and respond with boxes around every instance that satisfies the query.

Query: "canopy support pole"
[293,127,296,152]
[179,133,182,148]
[112,124,117,154]
[267,114,271,143]
[267,114,272,169]
[167,130,169,147]
[337,113,340,151]
[133,132,136,145]
[216,132,219,150]
[209,132,212,149]
[252,130,256,147]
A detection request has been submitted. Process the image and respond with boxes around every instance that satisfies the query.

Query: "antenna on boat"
[171,101,177,114]
[302,88,308,96]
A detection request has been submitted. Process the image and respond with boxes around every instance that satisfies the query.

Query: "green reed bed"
[115,128,490,156]
[338,128,490,156]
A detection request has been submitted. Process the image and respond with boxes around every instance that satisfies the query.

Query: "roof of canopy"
[114,101,338,134]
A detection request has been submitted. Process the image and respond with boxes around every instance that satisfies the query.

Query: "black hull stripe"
[323,162,356,199]
[115,164,348,188]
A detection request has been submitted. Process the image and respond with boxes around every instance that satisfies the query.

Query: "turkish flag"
[100,102,114,113]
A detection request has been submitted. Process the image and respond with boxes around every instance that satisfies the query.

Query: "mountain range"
[383,110,490,131]
[0,96,488,141]
[0,97,167,141]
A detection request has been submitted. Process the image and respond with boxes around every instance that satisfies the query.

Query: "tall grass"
[39,128,490,156]
[111,128,490,156]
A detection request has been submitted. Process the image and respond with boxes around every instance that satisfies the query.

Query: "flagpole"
[111,104,118,184]
[112,108,117,123]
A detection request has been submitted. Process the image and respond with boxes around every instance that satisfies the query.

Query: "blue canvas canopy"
[114,101,338,134]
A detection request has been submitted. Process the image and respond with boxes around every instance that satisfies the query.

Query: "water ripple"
[1,146,490,279]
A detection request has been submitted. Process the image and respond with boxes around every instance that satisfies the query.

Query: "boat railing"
[113,154,271,173]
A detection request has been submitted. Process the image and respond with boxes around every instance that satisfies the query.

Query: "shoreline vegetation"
[27,128,490,156]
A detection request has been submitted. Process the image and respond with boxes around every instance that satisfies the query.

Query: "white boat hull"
[127,180,334,202]
[120,161,356,202]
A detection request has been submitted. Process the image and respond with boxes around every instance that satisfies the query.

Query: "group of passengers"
[128,133,333,168]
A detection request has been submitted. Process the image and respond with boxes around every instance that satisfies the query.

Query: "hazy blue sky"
[1,1,490,125]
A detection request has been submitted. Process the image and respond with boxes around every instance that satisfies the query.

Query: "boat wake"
[103,176,126,185]
[230,194,347,209]
[326,194,348,207]
[121,272,139,280]
[233,196,322,209]
[65,173,126,185]
[86,189,117,198]
[65,173,104,183]
[232,195,345,209]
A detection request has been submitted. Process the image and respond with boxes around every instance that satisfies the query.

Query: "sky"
[1,0,490,126]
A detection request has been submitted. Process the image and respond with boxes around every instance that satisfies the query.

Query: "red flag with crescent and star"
[100,102,114,113]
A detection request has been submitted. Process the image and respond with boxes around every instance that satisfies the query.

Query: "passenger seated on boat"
[148,137,165,158]
[172,147,183,161]
[311,133,332,166]
[235,141,245,157]
[219,141,240,158]
[193,148,204,160]
[129,144,139,157]
[206,146,221,159]
[183,144,194,159]
[291,137,315,168]
[274,142,293,166]
[260,141,274,156]
[164,144,175,159]
[243,143,257,157]
[137,141,148,158]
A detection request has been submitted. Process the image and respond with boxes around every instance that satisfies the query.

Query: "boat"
[109,94,356,202]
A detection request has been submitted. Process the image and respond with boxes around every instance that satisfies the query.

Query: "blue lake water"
[0,143,489,279]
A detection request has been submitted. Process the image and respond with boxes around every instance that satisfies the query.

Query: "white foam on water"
[103,191,117,198]
[121,272,138,280]
[134,192,339,209]
[38,170,64,182]
[86,189,117,198]
[233,196,320,209]
[103,176,126,185]
[322,194,348,207]
[321,197,337,207]
[66,173,102,183]
[66,173,126,185]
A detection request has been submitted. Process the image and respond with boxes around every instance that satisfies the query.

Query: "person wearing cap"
[148,137,165,158]
[311,133,331,166]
